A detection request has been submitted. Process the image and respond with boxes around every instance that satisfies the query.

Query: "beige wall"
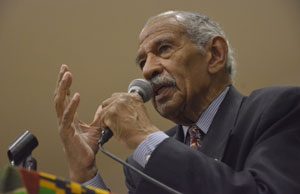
[0,0,299,193]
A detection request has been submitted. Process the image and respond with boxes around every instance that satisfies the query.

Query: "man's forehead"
[138,17,185,44]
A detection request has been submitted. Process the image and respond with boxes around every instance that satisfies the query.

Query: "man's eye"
[158,44,172,55]
[139,59,146,70]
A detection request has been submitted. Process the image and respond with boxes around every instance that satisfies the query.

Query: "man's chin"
[154,103,179,121]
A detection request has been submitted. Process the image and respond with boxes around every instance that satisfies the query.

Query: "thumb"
[90,105,103,127]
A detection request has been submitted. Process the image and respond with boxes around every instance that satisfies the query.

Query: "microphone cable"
[98,131,182,194]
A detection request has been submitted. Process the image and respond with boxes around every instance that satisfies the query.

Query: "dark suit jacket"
[124,86,300,194]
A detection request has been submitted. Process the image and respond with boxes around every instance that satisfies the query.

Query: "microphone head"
[7,130,39,166]
[128,79,153,102]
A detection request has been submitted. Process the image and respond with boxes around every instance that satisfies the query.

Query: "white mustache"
[150,75,176,90]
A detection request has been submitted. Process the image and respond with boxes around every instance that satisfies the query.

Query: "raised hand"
[54,64,100,183]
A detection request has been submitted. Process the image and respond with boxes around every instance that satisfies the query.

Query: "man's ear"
[207,36,228,74]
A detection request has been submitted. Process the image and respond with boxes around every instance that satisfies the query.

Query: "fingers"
[54,69,73,120]
[101,93,121,107]
[91,93,145,138]
[56,64,69,90]
[90,100,117,134]
[130,92,143,102]
[101,92,140,108]
[94,93,141,134]
[96,93,122,128]
[59,93,80,137]
[54,65,70,97]
[90,95,121,130]
[92,104,113,130]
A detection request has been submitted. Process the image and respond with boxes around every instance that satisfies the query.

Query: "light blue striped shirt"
[133,86,229,167]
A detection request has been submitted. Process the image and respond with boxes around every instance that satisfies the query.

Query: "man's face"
[136,18,212,124]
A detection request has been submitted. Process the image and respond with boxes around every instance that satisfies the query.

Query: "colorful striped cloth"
[0,166,110,194]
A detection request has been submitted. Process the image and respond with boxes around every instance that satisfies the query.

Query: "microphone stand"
[22,155,37,171]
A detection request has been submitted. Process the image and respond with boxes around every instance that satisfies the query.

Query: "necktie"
[187,125,204,150]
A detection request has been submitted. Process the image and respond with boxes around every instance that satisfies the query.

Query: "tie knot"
[188,125,201,136]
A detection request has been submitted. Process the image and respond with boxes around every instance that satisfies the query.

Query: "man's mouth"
[152,83,176,96]
[156,86,172,95]
[151,82,176,102]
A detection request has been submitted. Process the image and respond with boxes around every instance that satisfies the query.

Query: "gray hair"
[145,11,236,78]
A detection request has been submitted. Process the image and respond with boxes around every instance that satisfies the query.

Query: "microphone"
[7,130,39,170]
[98,79,153,146]
[127,78,153,102]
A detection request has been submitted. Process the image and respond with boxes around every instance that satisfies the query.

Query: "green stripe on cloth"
[38,187,56,194]
[0,166,24,193]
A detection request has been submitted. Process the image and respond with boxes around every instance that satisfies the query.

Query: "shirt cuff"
[82,172,110,190]
[133,131,169,167]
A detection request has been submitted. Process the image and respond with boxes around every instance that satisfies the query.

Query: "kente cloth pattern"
[0,166,111,194]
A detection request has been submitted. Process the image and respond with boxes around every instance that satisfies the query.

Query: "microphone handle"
[98,89,143,146]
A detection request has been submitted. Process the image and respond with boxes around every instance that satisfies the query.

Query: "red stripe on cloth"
[19,168,40,194]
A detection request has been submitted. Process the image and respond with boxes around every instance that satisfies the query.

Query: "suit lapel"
[201,86,244,160]
[171,86,244,160]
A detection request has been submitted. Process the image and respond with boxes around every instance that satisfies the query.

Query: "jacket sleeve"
[123,156,144,194]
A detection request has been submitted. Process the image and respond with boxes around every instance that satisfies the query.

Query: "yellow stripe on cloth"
[85,185,110,194]
[69,182,83,193]
[39,172,57,180]
[39,171,110,194]
[40,179,65,194]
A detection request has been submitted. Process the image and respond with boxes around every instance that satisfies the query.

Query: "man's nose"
[142,53,163,80]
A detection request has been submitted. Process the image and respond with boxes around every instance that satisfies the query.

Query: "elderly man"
[54,11,300,194]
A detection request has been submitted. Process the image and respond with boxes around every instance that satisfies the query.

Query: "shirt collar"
[182,87,229,136]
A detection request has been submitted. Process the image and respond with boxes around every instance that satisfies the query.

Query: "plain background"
[0,0,299,193]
